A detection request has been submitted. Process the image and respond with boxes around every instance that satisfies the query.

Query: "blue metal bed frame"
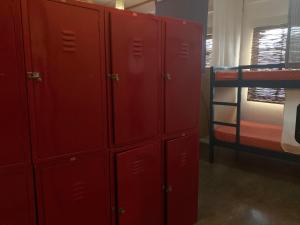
[209,63,300,163]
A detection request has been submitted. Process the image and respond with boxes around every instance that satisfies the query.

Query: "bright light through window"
[248,25,288,104]
[206,35,213,68]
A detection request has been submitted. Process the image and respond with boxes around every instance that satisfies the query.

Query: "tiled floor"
[197,144,300,225]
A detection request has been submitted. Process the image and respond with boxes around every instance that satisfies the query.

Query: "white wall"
[240,0,289,125]
[129,1,156,14]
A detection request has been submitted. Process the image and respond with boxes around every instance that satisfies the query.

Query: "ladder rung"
[213,102,238,106]
[213,121,238,127]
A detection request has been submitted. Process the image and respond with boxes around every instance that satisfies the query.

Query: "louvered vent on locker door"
[132,38,144,57]
[62,30,77,53]
[131,158,145,175]
[179,42,190,59]
[71,181,87,202]
[179,151,188,167]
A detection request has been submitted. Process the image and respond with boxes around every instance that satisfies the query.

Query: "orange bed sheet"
[215,120,283,152]
[215,70,300,81]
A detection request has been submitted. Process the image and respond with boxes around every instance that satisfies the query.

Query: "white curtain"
[212,0,244,124]
[212,0,244,67]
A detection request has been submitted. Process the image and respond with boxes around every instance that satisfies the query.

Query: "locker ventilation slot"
[179,42,190,58]
[132,39,144,57]
[71,182,87,201]
[62,30,77,53]
[180,152,188,167]
[131,159,145,175]
[296,104,300,144]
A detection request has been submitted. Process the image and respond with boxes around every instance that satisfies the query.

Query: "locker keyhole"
[295,104,300,144]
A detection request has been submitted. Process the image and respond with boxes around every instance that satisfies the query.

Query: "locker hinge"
[164,73,172,80]
[108,73,120,81]
[27,72,42,82]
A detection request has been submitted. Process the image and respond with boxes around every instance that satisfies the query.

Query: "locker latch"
[27,72,42,82]
[108,73,120,81]
[166,185,173,193]
[118,208,126,215]
[165,73,172,80]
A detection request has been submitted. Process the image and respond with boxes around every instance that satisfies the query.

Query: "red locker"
[164,19,202,136]
[0,164,35,225]
[107,10,162,146]
[27,0,106,160]
[35,152,110,225]
[166,134,199,225]
[0,0,31,166]
[116,142,163,225]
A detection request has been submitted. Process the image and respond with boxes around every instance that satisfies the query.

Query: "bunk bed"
[209,64,300,163]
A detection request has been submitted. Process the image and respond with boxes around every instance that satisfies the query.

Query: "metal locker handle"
[165,73,172,80]
[118,208,126,215]
[166,185,173,193]
[108,73,120,82]
[27,72,42,82]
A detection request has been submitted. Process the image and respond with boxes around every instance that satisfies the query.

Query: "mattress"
[215,120,283,152]
[215,70,300,81]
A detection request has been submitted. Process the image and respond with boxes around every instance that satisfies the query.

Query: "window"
[247,25,288,104]
[206,35,213,68]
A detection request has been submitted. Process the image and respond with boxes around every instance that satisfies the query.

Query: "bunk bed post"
[209,67,215,163]
[236,67,243,161]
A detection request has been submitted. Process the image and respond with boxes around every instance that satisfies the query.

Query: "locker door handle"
[165,73,172,80]
[108,73,120,81]
[118,208,126,215]
[27,72,42,82]
[166,185,173,193]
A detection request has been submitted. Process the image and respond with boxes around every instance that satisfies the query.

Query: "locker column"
[163,18,202,225]
[24,1,110,225]
[105,9,164,225]
[0,1,35,224]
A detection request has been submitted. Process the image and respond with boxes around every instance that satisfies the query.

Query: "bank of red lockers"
[0,0,202,225]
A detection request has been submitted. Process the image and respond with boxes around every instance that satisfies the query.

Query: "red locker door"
[116,143,163,225]
[164,19,202,135]
[166,134,199,225]
[0,0,30,166]
[109,11,161,146]
[27,0,106,160]
[0,164,35,225]
[35,152,109,225]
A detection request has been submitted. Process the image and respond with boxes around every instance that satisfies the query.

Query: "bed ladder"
[209,67,242,163]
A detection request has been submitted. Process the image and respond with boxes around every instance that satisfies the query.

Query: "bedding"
[215,70,300,81]
[214,120,283,152]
